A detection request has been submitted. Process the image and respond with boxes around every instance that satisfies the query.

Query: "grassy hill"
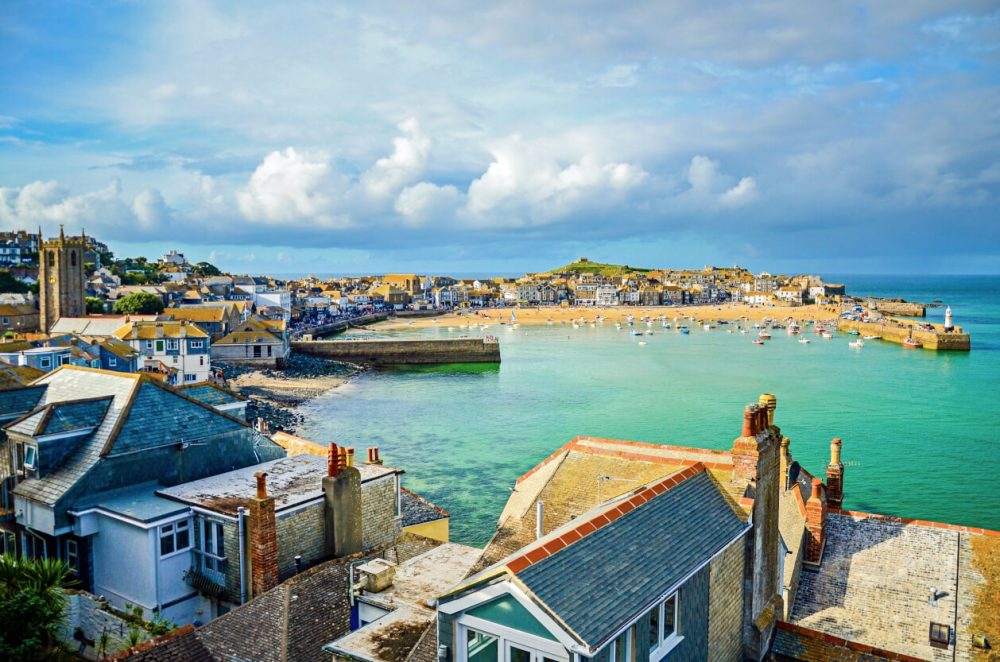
[546,259,653,277]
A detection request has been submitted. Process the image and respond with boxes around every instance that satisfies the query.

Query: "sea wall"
[837,319,970,351]
[292,337,501,364]
[301,312,388,339]
[867,299,926,317]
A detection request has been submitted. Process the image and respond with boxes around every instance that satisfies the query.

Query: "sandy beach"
[376,303,839,330]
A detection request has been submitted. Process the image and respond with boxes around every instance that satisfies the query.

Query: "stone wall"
[362,475,401,550]
[292,337,501,364]
[707,539,745,661]
[870,300,926,317]
[276,503,327,580]
[837,319,970,351]
[60,591,161,660]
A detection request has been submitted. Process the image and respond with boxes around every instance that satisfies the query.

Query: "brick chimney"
[805,478,827,564]
[826,438,844,510]
[366,447,382,465]
[323,443,363,557]
[731,396,784,660]
[248,471,279,597]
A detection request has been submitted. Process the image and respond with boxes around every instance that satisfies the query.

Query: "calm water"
[298,275,1000,546]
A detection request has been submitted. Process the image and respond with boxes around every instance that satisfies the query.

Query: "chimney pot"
[328,443,339,477]
[742,405,755,437]
[810,477,822,500]
[255,471,268,499]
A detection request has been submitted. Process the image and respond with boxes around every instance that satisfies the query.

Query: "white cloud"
[0,179,140,234]
[395,182,460,226]
[685,155,758,207]
[465,137,647,225]
[360,118,431,201]
[236,148,347,227]
[131,189,171,228]
[721,177,758,206]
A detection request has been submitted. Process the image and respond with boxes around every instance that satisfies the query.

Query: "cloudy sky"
[1,1,998,275]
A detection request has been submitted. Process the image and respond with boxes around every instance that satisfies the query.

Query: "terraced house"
[114,319,211,385]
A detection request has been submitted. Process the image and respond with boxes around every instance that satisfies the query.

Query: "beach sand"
[375,303,840,330]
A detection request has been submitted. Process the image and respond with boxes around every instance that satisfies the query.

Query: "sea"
[296,275,1000,546]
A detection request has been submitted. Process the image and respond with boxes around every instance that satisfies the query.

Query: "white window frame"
[158,519,192,559]
[649,592,682,662]
[23,445,37,471]
[199,519,227,573]
[190,340,204,349]
[39,356,51,369]
[108,356,117,367]
[166,339,179,351]
[456,616,569,662]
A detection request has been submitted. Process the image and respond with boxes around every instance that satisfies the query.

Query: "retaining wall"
[292,337,501,364]
[837,319,970,351]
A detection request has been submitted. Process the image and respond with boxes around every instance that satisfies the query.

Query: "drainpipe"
[237,506,247,604]
[348,559,368,607]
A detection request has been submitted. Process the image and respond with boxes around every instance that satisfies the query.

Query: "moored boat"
[903,337,922,349]
[752,339,765,345]
[849,339,864,349]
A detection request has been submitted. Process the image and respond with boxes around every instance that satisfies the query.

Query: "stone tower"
[39,226,86,333]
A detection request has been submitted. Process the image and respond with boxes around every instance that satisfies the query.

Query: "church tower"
[39,225,86,333]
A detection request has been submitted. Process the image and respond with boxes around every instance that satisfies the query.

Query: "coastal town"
[0,227,994,661]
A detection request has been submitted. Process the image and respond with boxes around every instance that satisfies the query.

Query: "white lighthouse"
[945,306,953,329]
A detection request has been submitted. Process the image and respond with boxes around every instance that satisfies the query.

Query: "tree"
[0,270,30,294]
[85,297,105,314]
[194,261,221,277]
[0,554,77,659]
[113,292,165,315]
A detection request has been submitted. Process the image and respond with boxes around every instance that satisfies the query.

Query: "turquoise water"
[297,275,1000,546]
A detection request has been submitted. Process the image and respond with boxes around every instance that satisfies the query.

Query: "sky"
[1,1,998,276]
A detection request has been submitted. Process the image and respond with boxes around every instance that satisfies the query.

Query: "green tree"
[194,261,221,277]
[0,270,30,294]
[113,292,165,315]
[85,297,105,314]
[0,554,77,659]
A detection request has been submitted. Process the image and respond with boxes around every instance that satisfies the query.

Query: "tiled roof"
[7,396,112,436]
[176,382,246,407]
[400,487,449,528]
[165,307,227,322]
[114,321,209,340]
[108,381,246,456]
[100,337,139,360]
[0,383,48,419]
[506,466,747,648]
[12,367,141,505]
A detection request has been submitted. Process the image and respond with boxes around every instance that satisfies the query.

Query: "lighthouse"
[945,306,953,330]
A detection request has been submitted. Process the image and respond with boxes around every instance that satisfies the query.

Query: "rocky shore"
[217,354,363,432]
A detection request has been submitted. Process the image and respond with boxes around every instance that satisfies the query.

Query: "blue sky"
[1,1,998,275]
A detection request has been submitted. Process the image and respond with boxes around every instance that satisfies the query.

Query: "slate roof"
[9,367,250,506]
[114,321,209,341]
[175,382,246,407]
[7,396,112,437]
[513,467,746,648]
[0,383,46,419]
[401,486,449,527]
[214,330,282,345]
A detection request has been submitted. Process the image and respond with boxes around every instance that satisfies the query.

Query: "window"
[23,445,37,471]
[47,251,54,267]
[1,317,8,325]
[70,251,77,267]
[466,630,498,662]
[166,339,179,351]
[40,356,51,369]
[159,520,191,557]
[155,340,164,353]
[929,623,950,649]
[145,340,154,350]
[190,340,204,349]
[65,539,79,572]
[200,520,226,573]
[185,374,197,382]
[649,592,681,660]
[108,357,117,367]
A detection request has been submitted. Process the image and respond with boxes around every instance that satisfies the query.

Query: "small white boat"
[703,324,712,331]
[752,339,765,345]
[863,335,880,340]
[645,330,654,336]
[638,341,647,346]
[849,339,864,349]
[758,331,772,340]
[798,338,811,344]
[822,331,833,339]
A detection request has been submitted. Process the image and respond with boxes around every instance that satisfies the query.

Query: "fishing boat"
[703,323,712,331]
[678,326,690,335]
[903,337,922,349]
[847,329,860,336]
[822,331,833,339]
[758,330,772,340]
[787,324,802,335]
[849,339,864,349]
[630,330,643,336]
[863,335,880,340]
[752,339,765,345]
[798,338,811,344]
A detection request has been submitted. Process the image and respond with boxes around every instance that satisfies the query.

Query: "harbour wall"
[300,312,388,339]
[867,299,926,317]
[837,319,970,351]
[291,337,501,364]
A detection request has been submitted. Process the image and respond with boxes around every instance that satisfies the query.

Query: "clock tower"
[39,225,86,333]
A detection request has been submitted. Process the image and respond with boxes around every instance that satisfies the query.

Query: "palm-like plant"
[0,553,77,659]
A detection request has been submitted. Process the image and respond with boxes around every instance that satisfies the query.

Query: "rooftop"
[72,482,190,524]
[157,454,400,515]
